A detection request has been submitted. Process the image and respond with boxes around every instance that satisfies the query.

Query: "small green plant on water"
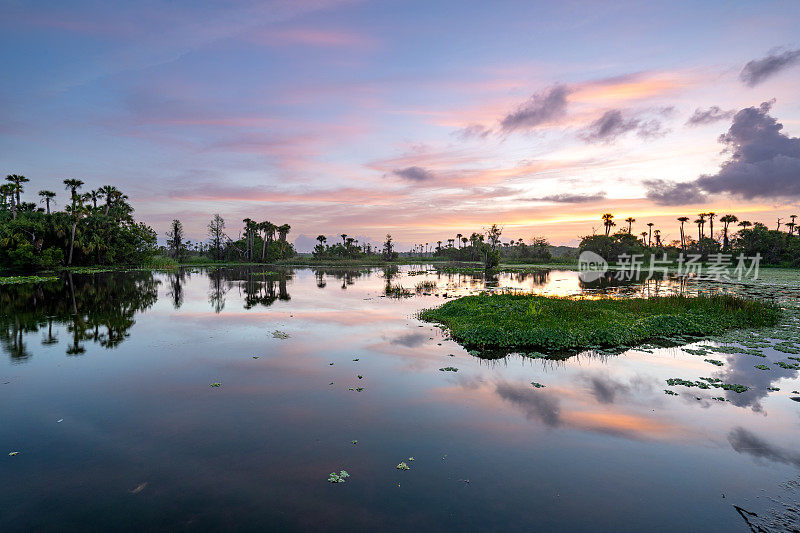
[530,382,546,388]
[210,382,221,387]
[328,470,350,483]
[754,364,770,370]
[396,462,410,470]
[439,367,458,372]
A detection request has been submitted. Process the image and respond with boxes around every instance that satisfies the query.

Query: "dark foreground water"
[2,266,800,532]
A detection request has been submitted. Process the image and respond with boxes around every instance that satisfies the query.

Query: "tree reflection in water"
[0,271,159,361]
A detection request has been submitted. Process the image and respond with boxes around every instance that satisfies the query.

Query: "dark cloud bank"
[646,100,800,205]
[580,109,669,144]
[391,166,435,182]
[500,85,570,132]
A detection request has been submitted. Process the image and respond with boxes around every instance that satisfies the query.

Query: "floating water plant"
[328,470,350,483]
[439,367,458,372]
[666,377,748,393]
[210,382,221,387]
[704,359,724,366]
[419,294,781,352]
[351,440,358,445]
[8,451,19,456]
[754,364,771,370]
[272,330,290,339]
[530,381,546,388]
[664,390,678,396]
[0,275,59,285]
[396,462,410,470]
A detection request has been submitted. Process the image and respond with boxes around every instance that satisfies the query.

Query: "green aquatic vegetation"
[683,348,711,356]
[419,294,781,352]
[0,275,59,284]
[774,344,800,354]
[385,283,412,298]
[252,356,259,359]
[667,377,748,393]
[272,330,290,339]
[328,470,350,483]
[767,387,780,391]
[664,389,678,396]
[712,396,726,401]
[353,358,359,361]
[210,382,221,387]
[775,361,800,369]
[754,364,771,370]
[439,367,458,372]
[396,462,410,470]
[351,440,358,445]
[704,359,724,366]
[788,356,800,362]
[415,280,437,293]
[8,451,20,456]
[249,271,279,276]
[408,457,415,461]
[530,382,546,388]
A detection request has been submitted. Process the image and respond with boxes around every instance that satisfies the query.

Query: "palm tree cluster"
[1,174,156,270]
[582,211,800,265]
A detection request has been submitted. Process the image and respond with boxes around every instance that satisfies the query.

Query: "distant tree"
[166,219,185,260]
[677,216,689,251]
[719,214,738,250]
[38,190,56,215]
[382,234,398,260]
[707,212,716,242]
[207,214,226,260]
[646,222,654,247]
[63,179,84,207]
[625,217,635,233]
[601,213,615,236]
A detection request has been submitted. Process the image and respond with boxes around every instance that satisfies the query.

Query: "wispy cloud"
[739,48,800,86]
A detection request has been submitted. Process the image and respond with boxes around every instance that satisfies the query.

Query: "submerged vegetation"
[419,293,781,352]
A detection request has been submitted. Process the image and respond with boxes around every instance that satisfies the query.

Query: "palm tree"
[278,224,291,242]
[447,238,455,248]
[65,197,88,265]
[653,229,661,247]
[38,190,56,214]
[0,183,14,211]
[694,218,704,244]
[790,215,798,235]
[456,233,463,249]
[461,237,468,248]
[776,218,783,231]
[63,179,84,207]
[6,174,28,206]
[646,222,654,246]
[738,220,752,231]
[719,214,738,250]
[99,185,120,215]
[706,212,716,242]
[640,231,648,244]
[316,235,326,246]
[677,217,689,251]
[625,217,635,233]
[88,189,101,209]
[602,213,615,237]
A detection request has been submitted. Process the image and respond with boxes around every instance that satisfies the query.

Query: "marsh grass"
[419,293,781,352]
[415,280,437,293]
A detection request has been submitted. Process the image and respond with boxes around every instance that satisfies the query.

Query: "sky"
[2,0,800,249]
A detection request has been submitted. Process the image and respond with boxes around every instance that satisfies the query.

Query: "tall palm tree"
[0,183,14,211]
[88,189,101,209]
[38,190,56,214]
[790,214,798,235]
[719,214,738,250]
[461,237,468,248]
[625,217,635,233]
[63,179,84,207]
[65,197,88,265]
[706,212,716,242]
[677,216,689,251]
[646,222,654,246]
[602,213,615,236]
[640,231,648,244]
[653,229,661,247]
[456,233,463,249]
[694,218,704,243]
[738,220,752,231]
[6,174,28,206]
[697,213,706,239]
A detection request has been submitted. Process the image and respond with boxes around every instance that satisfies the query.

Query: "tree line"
[583,212,800,265]
[1,174,156,270]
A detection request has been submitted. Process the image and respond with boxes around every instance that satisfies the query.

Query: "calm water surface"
[2,266,799,531]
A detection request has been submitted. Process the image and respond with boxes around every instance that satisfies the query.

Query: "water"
[2,266,799,531]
